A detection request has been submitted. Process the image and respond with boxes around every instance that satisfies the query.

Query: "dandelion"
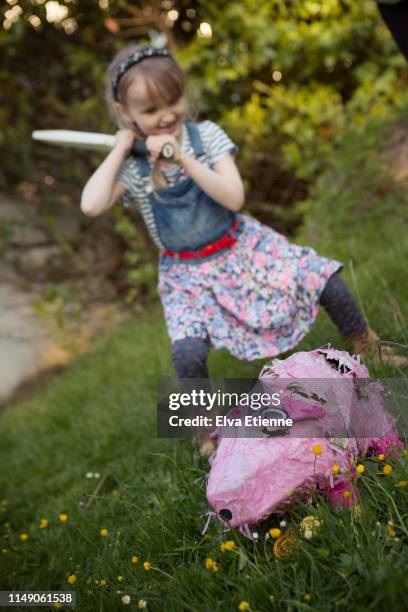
[352,504,363,521]
[377,454,385,461]
[387,523,396,537]
[238,602,250,611]
[279,520,287,528]
[304,594,312,601]
[58,513,68,523]
[220,540,236,552]
[205,558,219,572]
[312,443,323,456]
[143,561,151,571]
[67,575,77,585]
[131,555,139,564]
[383,464,393,475]
[397,480,408,487]
[19,533,28,541]
[100,528,108,537]
[356,464,365,474]
[269,528,281,539]
[100,579,107,586]
[39,518,48,529]
[122,595,131,605]
[117,576,124,582]
[138,600,147,609]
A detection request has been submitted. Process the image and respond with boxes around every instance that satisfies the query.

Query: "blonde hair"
[106,45,195,191]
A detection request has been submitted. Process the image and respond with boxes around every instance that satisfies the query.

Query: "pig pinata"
[205,347,403,533]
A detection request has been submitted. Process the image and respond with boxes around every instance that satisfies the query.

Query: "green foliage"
[1,0,408,303]
[180,0,408,184]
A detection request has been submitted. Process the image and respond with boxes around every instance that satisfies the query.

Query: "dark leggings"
[171,271,367,379]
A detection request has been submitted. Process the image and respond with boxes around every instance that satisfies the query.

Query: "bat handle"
[160,143,175,160]
[130,140,175,161]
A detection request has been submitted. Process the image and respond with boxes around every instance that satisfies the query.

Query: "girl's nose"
[160,110,177,126]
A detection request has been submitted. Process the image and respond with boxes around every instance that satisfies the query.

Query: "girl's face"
[116,74,187,139]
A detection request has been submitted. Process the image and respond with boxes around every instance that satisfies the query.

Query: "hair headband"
[112,47,172,102]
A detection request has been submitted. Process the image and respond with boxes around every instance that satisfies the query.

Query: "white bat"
[32,129,175,159]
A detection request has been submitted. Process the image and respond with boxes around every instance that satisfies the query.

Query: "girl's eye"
[144,108,157,114]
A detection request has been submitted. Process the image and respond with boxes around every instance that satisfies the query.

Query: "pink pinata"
[206,347,402,532]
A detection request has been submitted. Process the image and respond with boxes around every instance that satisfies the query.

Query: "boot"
[347,328,408,367]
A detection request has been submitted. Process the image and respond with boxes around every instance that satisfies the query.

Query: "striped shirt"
[115,120,237,250]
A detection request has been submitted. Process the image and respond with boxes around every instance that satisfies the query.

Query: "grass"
[1,112,408,611]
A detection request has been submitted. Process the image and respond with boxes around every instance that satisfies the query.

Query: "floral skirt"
[157,213,343,360]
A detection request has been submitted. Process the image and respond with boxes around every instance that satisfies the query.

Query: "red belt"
[162,218,240,259]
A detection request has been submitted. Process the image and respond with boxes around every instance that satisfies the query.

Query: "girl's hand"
[145,134,181,162]
[114,129,139,157]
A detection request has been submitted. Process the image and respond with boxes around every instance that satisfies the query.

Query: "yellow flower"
[53,604,62,610]
[2,548,8,554]
[19,533,29,541]
[58,513,68,523]
[352,504,363,521]
[238,602,250,611]
[331,464,340,475]
[131,555,139,564]
[39,518,48,529]
[99,528,108,537]
[100,579,107,586]
[343,490,352,499]
[397,480,408,487]
[67,575,77,585]
[383,464,393,475]
[387,523,396,538]
[402,449,408,457]
[300,516,321,535]
[356,464,365,474]
[269,528,282,539]
[377,454,385,461]
[205,558,219,572]
[304,594,312,601]
[312,443,323,456]
[117,576,124,582]
[220,540,236,552]
[143,561,151,571]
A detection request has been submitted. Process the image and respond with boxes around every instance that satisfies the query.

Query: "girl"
[81,44,403,452]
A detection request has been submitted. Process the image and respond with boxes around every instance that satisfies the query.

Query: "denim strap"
[185,122,205,158]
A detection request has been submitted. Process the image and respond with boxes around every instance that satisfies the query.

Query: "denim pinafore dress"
[135,122,242,257]
[135,121,343,361]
